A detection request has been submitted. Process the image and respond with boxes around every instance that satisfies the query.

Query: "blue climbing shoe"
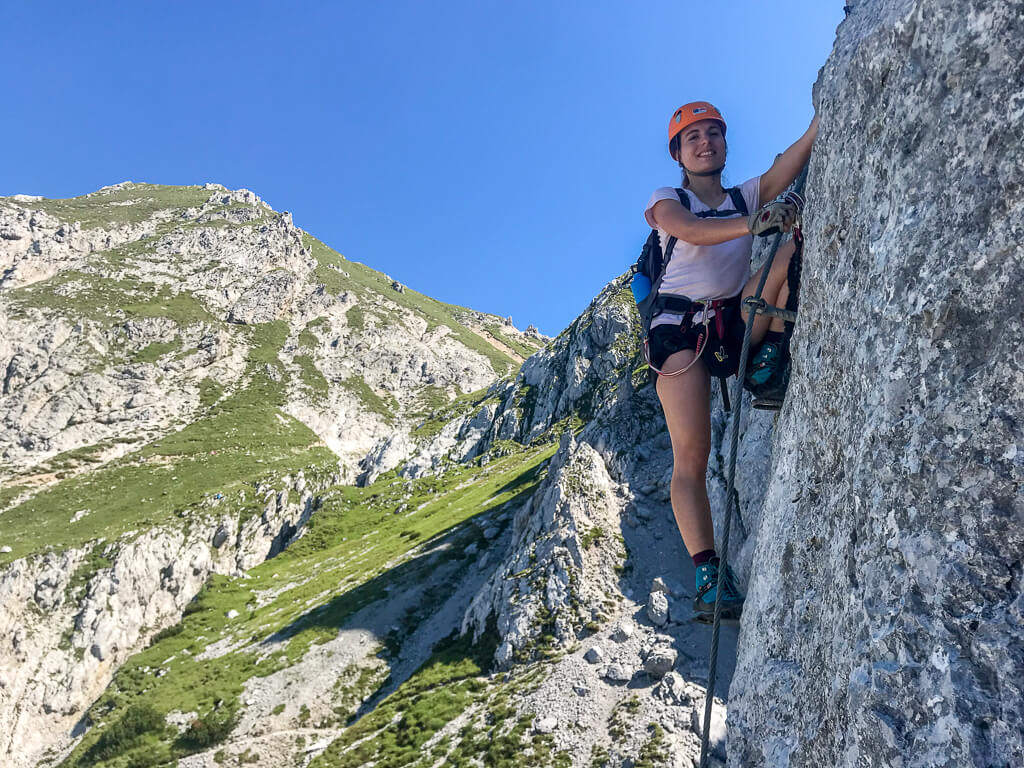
[693,558,744,625]
[744,341,790,401]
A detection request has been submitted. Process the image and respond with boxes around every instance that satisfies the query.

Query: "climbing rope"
[698,165,810,768]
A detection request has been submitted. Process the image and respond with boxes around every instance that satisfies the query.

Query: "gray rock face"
[728,2,1024,766]
[610,619,635,642]
[602,663,632,684]
[499,281,638,446]
[461,432,629,667]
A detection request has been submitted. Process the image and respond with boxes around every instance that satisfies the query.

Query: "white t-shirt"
[644,176,760,328]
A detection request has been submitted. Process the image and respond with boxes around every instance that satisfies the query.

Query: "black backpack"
[632,186,749,335]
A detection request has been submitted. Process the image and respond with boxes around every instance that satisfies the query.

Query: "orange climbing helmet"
[668,101,727,149]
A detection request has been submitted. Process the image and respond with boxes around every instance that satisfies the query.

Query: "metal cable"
[698,165,810,768]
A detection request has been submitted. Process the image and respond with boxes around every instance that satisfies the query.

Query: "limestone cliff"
[728,1,1024,765]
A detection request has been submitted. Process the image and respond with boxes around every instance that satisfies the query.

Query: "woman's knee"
[671,449,709,484]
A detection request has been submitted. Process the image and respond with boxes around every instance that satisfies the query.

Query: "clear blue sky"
[1,1,846,336]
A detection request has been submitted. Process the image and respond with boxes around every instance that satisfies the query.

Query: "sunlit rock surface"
[729,1,1024,765]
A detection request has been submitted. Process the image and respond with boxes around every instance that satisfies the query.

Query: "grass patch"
[130,338,182,364]
[404,657,567,767]
[64,543,114,604]
[484,324,542,359]
[176,703,239,751]
[332,664,389,724]
[0,484,27,512]
[298,317,330,349]
[634,723,669,768]
[580,526,604,549]
[2,183,210,230]
[294,354,330,400]
[8,440,118,485]
[412,387,496,441]
[413,384,452,418]
[340,376,397,421]
[8,273,215,330]
[78,702,166,765]
[345,305,365,331]
[198,378,224,409]
[310,629,498,767]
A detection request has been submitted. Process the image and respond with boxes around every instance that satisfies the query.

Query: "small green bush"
[176,704,238,750]
[148,622,184,646]
[81,702,164,763]
[580,526,604,549]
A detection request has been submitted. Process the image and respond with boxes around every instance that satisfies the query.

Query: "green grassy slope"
[56,439,558,768]
[3,184,212,229]
[0,322,338,568]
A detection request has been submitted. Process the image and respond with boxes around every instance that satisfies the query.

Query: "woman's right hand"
[748,192,804,237]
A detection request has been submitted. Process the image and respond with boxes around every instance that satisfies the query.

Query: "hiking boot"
[693,558,744,623]
[744,341,789,400]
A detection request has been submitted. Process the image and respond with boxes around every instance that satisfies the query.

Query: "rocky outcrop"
[728,2,1024,766]
[459,262,776,663]
[0,314,247,473]
[0,472,324,768]
[462,432,630,667]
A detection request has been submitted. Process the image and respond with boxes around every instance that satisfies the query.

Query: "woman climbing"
[643,101,818,622]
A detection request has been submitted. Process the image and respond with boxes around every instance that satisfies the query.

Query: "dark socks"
[763,330,785,345]
[692,549,716,567]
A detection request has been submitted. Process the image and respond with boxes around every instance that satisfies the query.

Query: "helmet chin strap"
[682,163,726,177]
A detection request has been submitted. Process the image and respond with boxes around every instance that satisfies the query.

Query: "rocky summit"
[2,1,1022,767]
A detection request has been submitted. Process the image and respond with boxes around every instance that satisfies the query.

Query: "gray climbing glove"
[748,190,805,237]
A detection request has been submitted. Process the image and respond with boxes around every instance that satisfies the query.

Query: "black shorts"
[646,295,747,379]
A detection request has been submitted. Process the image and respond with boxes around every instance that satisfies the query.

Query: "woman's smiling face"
[674,119,726,171]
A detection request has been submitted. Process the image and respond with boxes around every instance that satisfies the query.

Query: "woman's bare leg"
[741,238,796,346]
[655,350,714,555]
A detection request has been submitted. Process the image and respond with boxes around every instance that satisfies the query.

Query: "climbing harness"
[642,304,713,378]
[631,187,749,403]
[642,295,736,379]
[697,166,809,768]
[631,186,750,336]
